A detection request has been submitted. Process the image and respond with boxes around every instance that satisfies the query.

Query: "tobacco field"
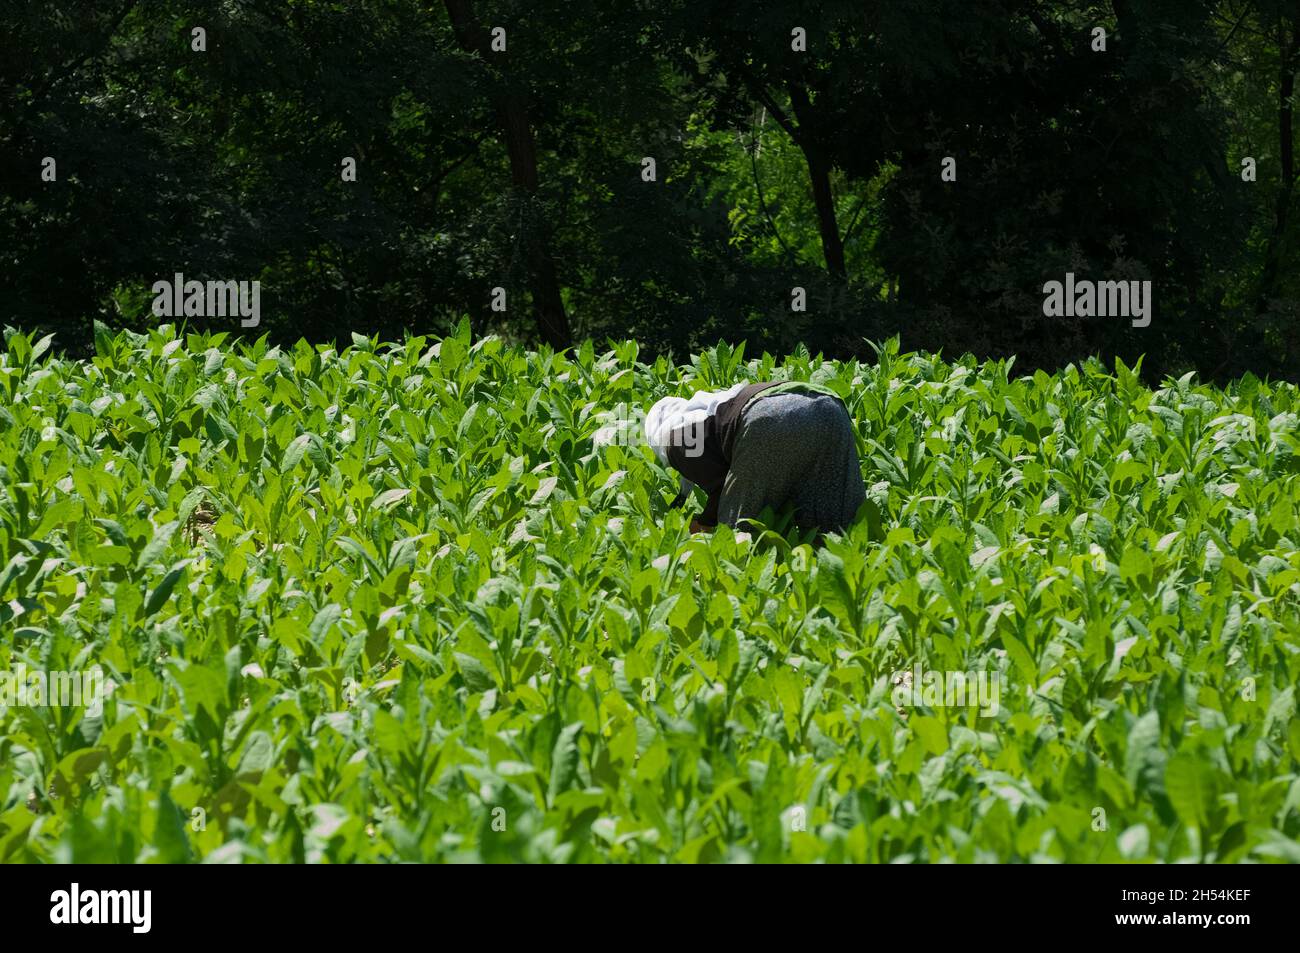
[1,323,1298,862]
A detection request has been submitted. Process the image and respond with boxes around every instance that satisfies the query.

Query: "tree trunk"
[787,81,847,279]
[441,0,571,349]
[803,143,848,279]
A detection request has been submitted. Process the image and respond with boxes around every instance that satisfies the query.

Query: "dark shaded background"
[2,0,1298,381]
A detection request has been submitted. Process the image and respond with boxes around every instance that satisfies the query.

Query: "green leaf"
[912,715,949,755]
[1119,547,1153,588]
[548,722,582,803]
[372,488,411,511]
[136,521,179,570]
[1165,754,1216,832]
[143,564,187,618]
[1124,711,1162,789]
[454,652,495,693]
[530,476,558,504]
[717,630,739,681]
[282,434,313,469]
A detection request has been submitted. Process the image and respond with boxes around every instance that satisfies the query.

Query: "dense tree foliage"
[2,0,1298,380]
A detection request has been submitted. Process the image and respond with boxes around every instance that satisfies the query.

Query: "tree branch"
[841,192,872,246]
[732,60,801,143]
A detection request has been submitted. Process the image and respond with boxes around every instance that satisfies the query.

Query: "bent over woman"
[644,380,866,534]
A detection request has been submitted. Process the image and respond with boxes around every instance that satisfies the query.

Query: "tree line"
[2,0,1299,381]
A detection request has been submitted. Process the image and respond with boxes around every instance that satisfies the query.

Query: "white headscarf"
[644,383,747,497]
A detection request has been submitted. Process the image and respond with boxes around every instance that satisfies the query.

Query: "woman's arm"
[698,482,723,527]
